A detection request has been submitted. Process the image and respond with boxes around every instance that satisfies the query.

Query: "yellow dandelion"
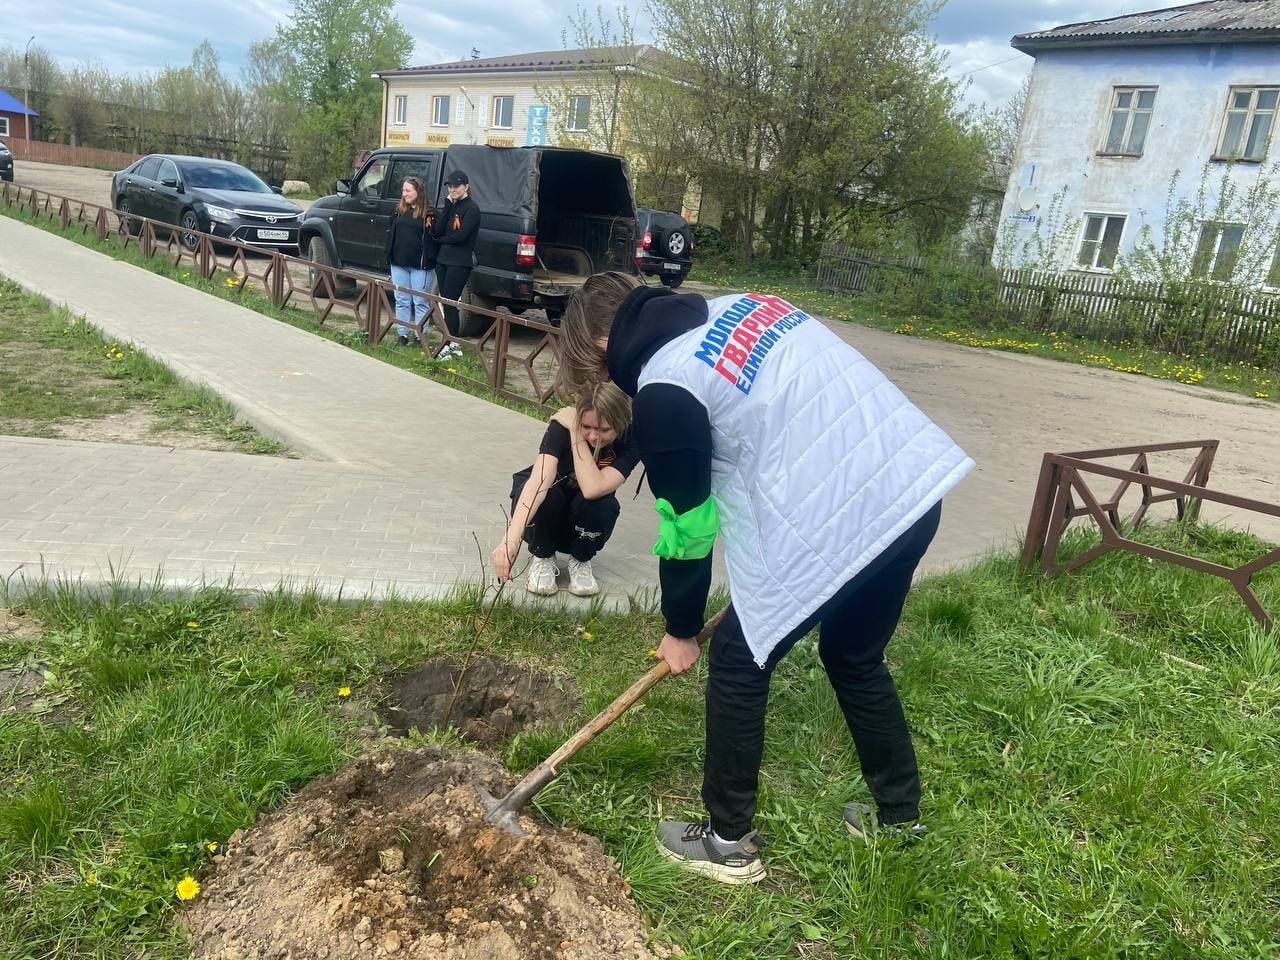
[647,648,659,658]
[338,686,352,698]
[446,367,458,374]
[206,842,218,854]
[85,871,97,885]
[581,631,593,640]
[175,876,200,901]
[186,621,199,629]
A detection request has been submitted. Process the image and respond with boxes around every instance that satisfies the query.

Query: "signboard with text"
[526,104,549,146]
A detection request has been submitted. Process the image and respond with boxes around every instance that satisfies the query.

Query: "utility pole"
[24,35,35,140]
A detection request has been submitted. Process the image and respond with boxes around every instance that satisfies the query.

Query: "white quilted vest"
[637,293,974,666]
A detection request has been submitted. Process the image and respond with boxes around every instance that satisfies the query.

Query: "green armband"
[652,497,719,560]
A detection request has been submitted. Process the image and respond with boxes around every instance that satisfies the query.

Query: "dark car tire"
[665,229,689,257]
[179,208,201,251]
[458,279,497,337]
[118,198,139,236]
[307,236,355,298]
[660,274,685,289]
[1,171,12,183]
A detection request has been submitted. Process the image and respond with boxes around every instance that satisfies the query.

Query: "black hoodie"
[607,286,716,638]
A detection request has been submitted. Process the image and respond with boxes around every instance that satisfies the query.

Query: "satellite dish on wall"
[1017,187,1039,212]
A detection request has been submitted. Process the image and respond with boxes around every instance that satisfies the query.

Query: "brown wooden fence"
[817,242,1280,367]
[6,139,140,171]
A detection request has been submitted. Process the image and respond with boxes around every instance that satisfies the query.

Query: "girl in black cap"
[433,170,481,357]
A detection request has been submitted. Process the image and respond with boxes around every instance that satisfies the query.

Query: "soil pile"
[184,745,663,960]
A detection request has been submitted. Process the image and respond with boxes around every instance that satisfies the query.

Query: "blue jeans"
[390,265,434,339]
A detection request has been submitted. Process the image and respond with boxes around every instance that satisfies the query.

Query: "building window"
[1076,214,1126,270]
[1216,86,1277,161]
[491,95,513,129]
[1267,244,1280,288]
[393,95,407,125]
[0,117,8,136]
[1100,87,1156,156]
[567,95,591,132]
[432,95,450,127]
[1192,222,1245,281]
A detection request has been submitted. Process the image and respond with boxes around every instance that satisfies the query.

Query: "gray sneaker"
[655,821,766,885]
[842,802,927,842]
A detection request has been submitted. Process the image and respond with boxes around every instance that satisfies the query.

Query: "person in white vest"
[558,272,974,885]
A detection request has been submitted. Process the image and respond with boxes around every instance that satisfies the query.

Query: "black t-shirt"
[538,420,641,489]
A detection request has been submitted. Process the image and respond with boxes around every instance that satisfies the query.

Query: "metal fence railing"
[1,180,562,409]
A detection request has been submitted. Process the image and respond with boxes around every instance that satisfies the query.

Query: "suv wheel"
[307,236,355,298]
[458,279,497,337]
[660,274,685,289]
[665,230,688,257]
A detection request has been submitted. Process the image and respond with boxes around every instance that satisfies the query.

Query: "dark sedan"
[110,155,304,252]
[0,138,13,182]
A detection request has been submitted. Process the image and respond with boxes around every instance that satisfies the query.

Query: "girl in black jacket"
[432,170,481,355]
[384,176,438,346]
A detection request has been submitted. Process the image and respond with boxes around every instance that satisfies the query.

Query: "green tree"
[646,0,987,261]
[273,0,414,187]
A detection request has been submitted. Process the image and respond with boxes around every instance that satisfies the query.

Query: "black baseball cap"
[444,171,469,185]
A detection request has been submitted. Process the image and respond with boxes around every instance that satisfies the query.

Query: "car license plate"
[258,229,290,240]
[663,262,682,271]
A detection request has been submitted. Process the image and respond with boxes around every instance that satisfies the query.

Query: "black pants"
[704,502,942,840]
[435,263,472,336]
[511,471,620,562]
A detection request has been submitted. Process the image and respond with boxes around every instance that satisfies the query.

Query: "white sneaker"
[439,342,464,360]
[567,558,599,597]
[525,556,559,596]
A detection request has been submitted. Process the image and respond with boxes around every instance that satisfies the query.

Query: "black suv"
[301,145,638,335]
[635,206,692,288]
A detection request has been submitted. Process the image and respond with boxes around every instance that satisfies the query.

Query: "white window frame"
[1215,86,1278,161]
[1075,213,1126,271]
[491,95,514,130]
[454,96,465,126]
[1192,221,1246,282]
[1099,86,1157,156]
[567,95,591,133]
[431,95,450,127]
[393,95,407,125]
[0,117,9,136]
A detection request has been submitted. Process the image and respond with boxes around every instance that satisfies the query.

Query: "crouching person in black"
[491,382,639,597]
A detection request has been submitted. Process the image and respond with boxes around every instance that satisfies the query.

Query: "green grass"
[2,524,1278,958]
[0,279,285,454]
[0,202,551,421]
[693,260,1278,402]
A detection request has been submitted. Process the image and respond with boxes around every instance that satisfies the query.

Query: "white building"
[995,0,1280,288]
[373,46,658,154]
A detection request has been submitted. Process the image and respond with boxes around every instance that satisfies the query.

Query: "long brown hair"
[395,176,429,220]
[557,271,644,396]
[576,380,632,443]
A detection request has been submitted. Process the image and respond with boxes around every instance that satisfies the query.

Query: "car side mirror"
[161,177,178,188]
[271,185,283,194]
[335,179,351,195]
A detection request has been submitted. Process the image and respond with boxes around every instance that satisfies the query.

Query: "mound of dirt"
[379,656,580,744]
[184,746,664,960]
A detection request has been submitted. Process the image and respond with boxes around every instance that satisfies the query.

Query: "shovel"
[481,606,729,836]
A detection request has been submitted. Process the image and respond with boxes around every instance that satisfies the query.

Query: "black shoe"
[842,802,927,842]
[397,334,411,346]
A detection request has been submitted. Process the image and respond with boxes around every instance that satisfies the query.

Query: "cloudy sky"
[1,0,1164,110]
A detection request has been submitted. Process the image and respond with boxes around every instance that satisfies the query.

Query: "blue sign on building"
[527,104,549,146]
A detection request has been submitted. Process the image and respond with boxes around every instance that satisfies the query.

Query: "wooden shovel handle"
[541,605,729,773]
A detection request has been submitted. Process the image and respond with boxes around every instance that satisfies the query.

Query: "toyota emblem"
[265,215,277,223]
